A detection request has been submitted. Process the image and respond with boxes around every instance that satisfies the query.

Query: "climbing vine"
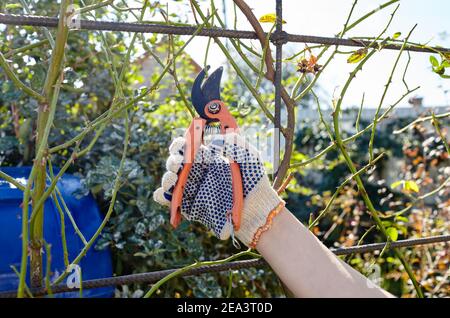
[0,0,448,298]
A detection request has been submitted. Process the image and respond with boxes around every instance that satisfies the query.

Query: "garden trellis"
[0,0,449,298]
[0,234,449,297]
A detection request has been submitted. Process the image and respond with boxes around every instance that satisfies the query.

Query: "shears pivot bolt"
[208,101,221,114]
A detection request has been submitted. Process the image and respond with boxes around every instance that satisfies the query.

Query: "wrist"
[235,177,285,247]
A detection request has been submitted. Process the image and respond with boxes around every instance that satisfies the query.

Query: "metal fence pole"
[273,0,283,174]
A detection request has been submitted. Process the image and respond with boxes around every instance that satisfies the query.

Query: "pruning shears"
[170,66,244,231]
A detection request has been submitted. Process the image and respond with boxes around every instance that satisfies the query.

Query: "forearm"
[256,207,394,298]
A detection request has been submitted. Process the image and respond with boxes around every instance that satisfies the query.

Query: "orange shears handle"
[229,161,243,230]
[170,101,244,231]
[170,118,206,228]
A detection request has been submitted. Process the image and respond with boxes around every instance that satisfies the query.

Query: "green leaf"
[347,48,368,64]
[308,213,314,227]
[429,55,439,67]
[393,32,401,39]
[5,4,23,9]
[404,180,420,193]
[395,216,409,223]
[390,180,403,189]
[386,256,396,263]
[386,227,398,241]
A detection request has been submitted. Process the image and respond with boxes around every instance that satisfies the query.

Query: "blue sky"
[182,0,450,109]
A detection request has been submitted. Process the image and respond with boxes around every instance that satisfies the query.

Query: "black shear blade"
[191,66,223,119]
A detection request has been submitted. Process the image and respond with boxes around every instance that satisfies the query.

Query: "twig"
[143,249,260,298]
[331,42,424,298]
[312,89,334,141]
[368,24,416,162]
[385,176,450,218]
[290,86,419,168]
[276,173,293,195]
[18,0,55,48]
[0,51,45,102]
[190,1,277,126]
[27,0,70,290]
[308,153,385,229]
[51,110,131,287]
[431,112,450,155]
[4,38,49,58]
[356,92,365,132]
[44,243,53,297]
[76,0,113,15]
[0,170,25,191]
[393,112,450,134]
[49,15,214,154]
[230,0,296,188]
[48,161,69,268]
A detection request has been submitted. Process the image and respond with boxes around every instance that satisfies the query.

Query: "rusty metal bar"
[272,0,283,174]
[1,13,449,53]
[0,234,448,298]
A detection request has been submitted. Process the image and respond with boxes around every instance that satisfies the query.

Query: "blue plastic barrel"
[0,166,114,297]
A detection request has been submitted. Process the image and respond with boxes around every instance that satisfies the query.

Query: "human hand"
[153,133,284,247]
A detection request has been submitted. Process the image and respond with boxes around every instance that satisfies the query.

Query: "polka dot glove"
[153,133,284,247]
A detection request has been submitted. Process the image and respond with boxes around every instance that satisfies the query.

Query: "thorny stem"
[139,34,195,117]
[308,153,385,229]
[356,93,365,132]
[311,89,333,141]
[230,0,296,188]
[191,0,276,126]
[368,24,417,162]
[384,176,450,218]
[47,161,69,268]
[27,0,70,290]
[431,112,450,155]
[49,16,213,155]
[331,43,424,298]
[290,86,420,168]
[4,39,50,59]
[48,16,213,290]
[293,0,399,103]
[144,249,261,298]
[76,0,113,15]
[28,6,211,230]
[51,110,131,287]
[161,5,196,116]
[393,111,450,134]
[0,170,25,191]
[44,243,53,297]
[18,0,55,48]
[0,51,45,102]
[255,23,276,91]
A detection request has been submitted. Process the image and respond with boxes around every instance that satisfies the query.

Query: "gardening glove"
[153,133,285,248]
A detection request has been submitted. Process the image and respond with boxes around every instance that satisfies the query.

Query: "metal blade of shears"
[191,66,223,121]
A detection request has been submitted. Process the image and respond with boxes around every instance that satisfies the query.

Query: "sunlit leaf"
[391,180,419,193]
[347,48,368,63]
[259,14,286,24]
[390,180,403,189]
[5,4,23,9]
[429,55,439,67]
[395,216,409,223]
[404,180,419,193]
[393,32,401,39]
[386,227,398,241]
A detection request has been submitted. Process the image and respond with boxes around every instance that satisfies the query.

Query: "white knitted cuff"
[235,177,283,247]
